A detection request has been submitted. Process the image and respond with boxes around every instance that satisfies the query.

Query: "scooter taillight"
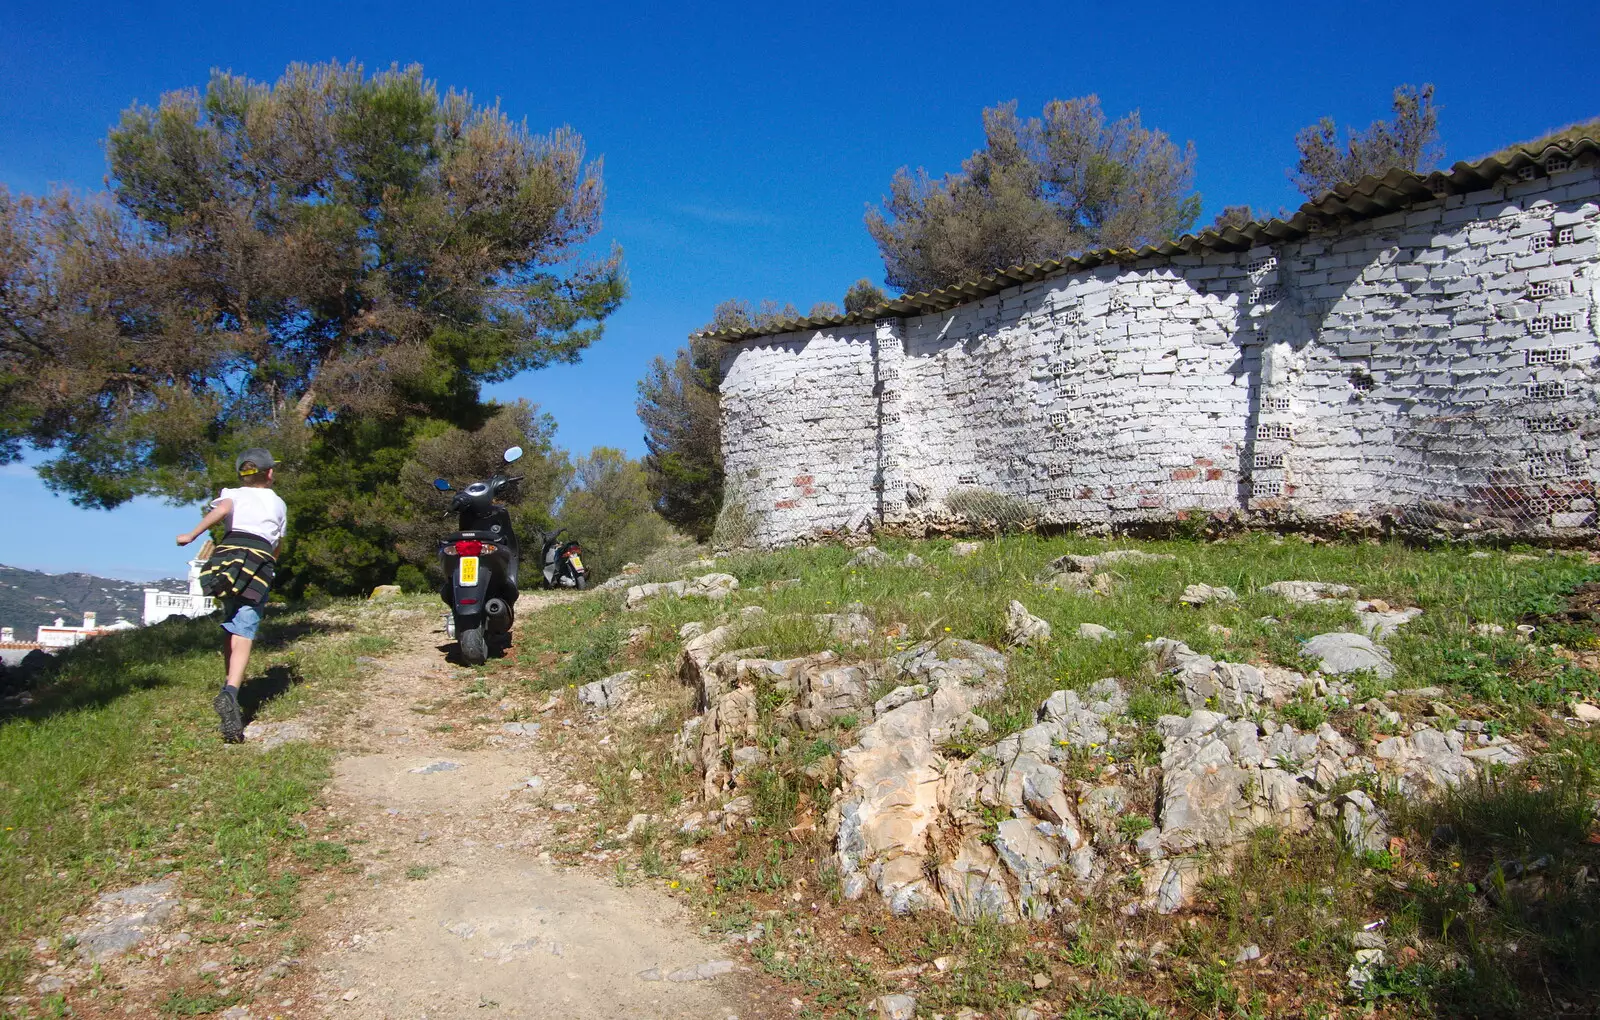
[455,540,483,556]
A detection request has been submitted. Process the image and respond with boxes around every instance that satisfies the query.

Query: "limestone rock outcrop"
[667,612,1526,926]
[1261,580,1356,604]
[1146,638,1306,713]
[627,572,740,609]
[1003,601,1052,648]
[1303,632,1395,678]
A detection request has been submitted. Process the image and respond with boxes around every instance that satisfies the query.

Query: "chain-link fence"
[711,389,1600,548]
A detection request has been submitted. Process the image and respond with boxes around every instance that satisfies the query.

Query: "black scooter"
[432,446,524,664]
[538,529,589,590]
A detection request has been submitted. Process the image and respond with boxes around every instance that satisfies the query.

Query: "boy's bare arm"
[178,499,232,546]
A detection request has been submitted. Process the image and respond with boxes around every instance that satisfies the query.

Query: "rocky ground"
[9,597,789,1019]
[10,536,1600,1019]
[541,538,1600,1018]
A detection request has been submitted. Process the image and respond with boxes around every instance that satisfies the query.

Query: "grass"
[506,594,625,692]
[498,531,1600,1019]
[158,987,241,1016]
[1379,734,1600,1016]
[0,600,386,999]
[651,534,1600,730]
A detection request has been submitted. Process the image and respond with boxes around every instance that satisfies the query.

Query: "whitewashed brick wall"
[719,162,1600,545]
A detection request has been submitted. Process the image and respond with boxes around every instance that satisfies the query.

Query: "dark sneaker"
[213,691,245,743]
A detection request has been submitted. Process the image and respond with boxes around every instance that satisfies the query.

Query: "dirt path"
[294,598,778,1019]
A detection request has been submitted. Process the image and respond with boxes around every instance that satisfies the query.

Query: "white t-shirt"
[213,487,288,548]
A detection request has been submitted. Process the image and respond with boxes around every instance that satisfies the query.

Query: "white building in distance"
[36,612,137,649]
[143,548,217,626]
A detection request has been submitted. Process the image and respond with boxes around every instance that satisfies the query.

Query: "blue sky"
[3,0,1598,579]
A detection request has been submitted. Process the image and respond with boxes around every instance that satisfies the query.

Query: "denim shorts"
[220,599,263,640]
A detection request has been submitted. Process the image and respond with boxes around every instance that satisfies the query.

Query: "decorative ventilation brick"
[1253,452,1285,469]
[1047,462,1070,478]
[1528,280,1556,300]
[956,473,979,486]
[1546,157,1572,174]
[1522,415,1579,433]
[1526,452,1578,479]
[881,411,902,424]
[1056,382,1080,398]
[1527,381,1569,401]
[1249,285,1282,304]
[1554,312,1576,332]
[1557,226,1576,245]
[880,389,901,403]
[1350,371,1376,392]
[1531,234,1553,253]
[1252,480,1283,497]
[1428,177,1451,196]
[1043,487,1071,502]
[1052,435,1073,450]
[1049,411,1069,429]
[1247,256,1278,274]
[1530,316,1552,334]
[1255,423,1293,441]
[1518,164,1539,182]
[1263,395,1291,412]
[1527,348,1572,366]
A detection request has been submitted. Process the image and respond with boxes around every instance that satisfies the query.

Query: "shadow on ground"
[0,609,348,725]
[435,633,513,667]
[239,663,301,723]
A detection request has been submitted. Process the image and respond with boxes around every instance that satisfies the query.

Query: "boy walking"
[177,449,287,742]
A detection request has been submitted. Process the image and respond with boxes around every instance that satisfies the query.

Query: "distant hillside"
[0,565,187,638]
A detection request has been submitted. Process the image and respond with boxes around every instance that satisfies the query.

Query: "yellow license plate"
[568,554,583,571]
[458,556,479,585]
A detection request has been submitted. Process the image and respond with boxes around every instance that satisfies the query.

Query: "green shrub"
[944,487,1036,534]
[395,563,429,593]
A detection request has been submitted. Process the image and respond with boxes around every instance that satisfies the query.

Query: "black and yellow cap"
[235,448,277,477]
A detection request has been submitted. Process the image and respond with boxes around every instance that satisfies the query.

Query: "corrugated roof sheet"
[702,135,1600,342]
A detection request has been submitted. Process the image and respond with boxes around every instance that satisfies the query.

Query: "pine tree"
[865,97,1201,293]
[0,61,624,594]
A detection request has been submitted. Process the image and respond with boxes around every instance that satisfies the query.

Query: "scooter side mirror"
[503,446,524,464]
[433,478,452,491]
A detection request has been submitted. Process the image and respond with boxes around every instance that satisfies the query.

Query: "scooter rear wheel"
[459,625,488,665]
[574,573,587,590]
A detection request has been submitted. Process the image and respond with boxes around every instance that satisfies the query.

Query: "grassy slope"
[502,534,1600,1019]
[0,603,392,1008]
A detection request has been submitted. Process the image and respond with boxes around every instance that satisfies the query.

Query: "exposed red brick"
[1193,457,1213,467]
[1079,487,1095,500]
[800,487,816,497]
[793,474,814,486]
[1205,468,1224,481]
[1139,495,1164,508]
[1170,468,1199,481]
[774,499,799,510]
